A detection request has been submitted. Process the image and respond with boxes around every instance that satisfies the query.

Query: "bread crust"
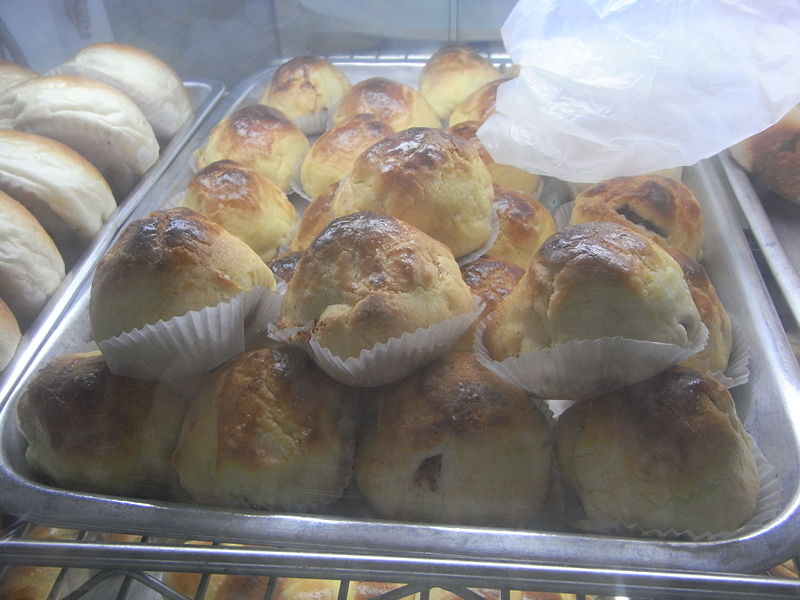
[331,77,440,131]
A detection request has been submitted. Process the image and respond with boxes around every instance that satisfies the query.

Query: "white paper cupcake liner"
[289,159,314,203]
[456,207,501,266]
[291,109,330,137]
[269,297,483,387]
[98,285,282,382]
[474,319,709,400]
[708,317,750,389]
[552,199,573,229]
[567,433,784,542]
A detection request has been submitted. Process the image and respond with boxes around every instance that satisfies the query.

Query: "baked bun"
[267,250,304,284]
[53,42,192,142]
[569,174,704,260]
[0,190,65,328]
[449,77,508,126]
[277,211,475,360]
[182,159,297,260]
[272,578,418,600]
[260,55,351,134]
[331,127,494,257]
[0,297,21,371]
[172,347,354,510]
[668,249,733,375]
[197,104,309,193]
[448,120,540,195]
[556,366,759,533]
[355,352,552,527]
[289,182,340,251]
[331,77,440,131]
[163,545,270,600]
[17,351,190,498]
[485,184,557,269]
[0,129,115,254]
[0,59,36,93]
[0,75,159,197]
[90,207,275,341]
[419,45,501,121]
[730,105,800,204]
[483,221,704,361]
[299,113,393,199]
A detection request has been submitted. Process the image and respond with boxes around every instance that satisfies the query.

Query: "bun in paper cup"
[273,211,479,386]
[90,208,281,381]
[478,222,708,399]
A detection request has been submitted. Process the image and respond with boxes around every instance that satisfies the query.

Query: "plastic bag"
[478,0,800,183]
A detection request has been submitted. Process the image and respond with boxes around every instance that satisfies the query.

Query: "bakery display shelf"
[1,58,800,587]
[0,78,226,413]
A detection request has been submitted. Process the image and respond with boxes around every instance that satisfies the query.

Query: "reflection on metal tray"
[0,79,226,411]
[0,62,799,581]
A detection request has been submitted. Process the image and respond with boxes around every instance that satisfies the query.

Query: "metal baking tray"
[1,61,799,577]
[0,79,226,408]
[718,151,800,331]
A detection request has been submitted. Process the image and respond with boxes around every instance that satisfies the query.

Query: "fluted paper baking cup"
[98,285,281,382]
[456,207,501,267]
[474,320,709,400]
[567,434,783,542]
[291,109,330,136]
[269,297,483,387]
[708,317,750,389]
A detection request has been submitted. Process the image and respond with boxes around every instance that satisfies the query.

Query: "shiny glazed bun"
[730,105,800,204]
[483,221,704,361]
[0,74,159,197]
[355,352,552,527]
[183,159,296,260]
[277,211,475,360]
[668,249,733,375]
[196,104,309,192]
[331,77,440,131]
[449,77,508,126]
[556,366,759,533]
[260,55,350,134]
[54,42,192,141]
[0,297,21,371]
[419,45,501,121]
[299,113,393,199]
[172,347,354,510]
[90,207,275,341]
[289,181,339,251]
[569,174,704,260]
[0,190,65,328]
[17,351,190,498]
[485,184,557,269]
[332,127,494,257]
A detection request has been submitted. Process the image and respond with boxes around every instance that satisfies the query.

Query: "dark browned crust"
[335,77,415,124]
[188,160,262,212]
[267,251,303,283]
[269,55,332,95]
[227,104,295,139]
[460,257,524,315]
[745,117,800,204]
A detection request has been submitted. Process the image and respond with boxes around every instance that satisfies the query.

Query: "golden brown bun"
[449,77,509,126]
[183,159,297,260]
[430,590,573,600]
[485,184,557,269]
[556,366,759,533]
[17,351,190,498]
[484,221,704,361]
[0,189,65,328]
[419,45,501,121]
[668,249,733,375]
[0,59,36,93]
[0,74,159,198]
[267,250,304,284]
[289,182,339,251]
[455,257,524,351]
[165,553,270,600]
[0,129,115,256]
[0,297,21,371]
[332,127,494,257]
[299,113,393,199]
[0,527,80,600]
[54,42,193,141]
[278,211,475,359]
[448,120,540,195]
[355,352,552,527]
[90,207,275,341]
[272,579,418,600]
[331,77,441,131]
[260,55,350,133]
[172,346,354,510]
[730,105,800,204]
[196,104,309,192]
[569,174,704,260]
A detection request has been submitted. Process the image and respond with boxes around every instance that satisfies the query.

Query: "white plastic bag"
[478,0,800,183]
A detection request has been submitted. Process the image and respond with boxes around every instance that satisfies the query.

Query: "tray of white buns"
[0,44,226,406]
[0,49,799,577]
